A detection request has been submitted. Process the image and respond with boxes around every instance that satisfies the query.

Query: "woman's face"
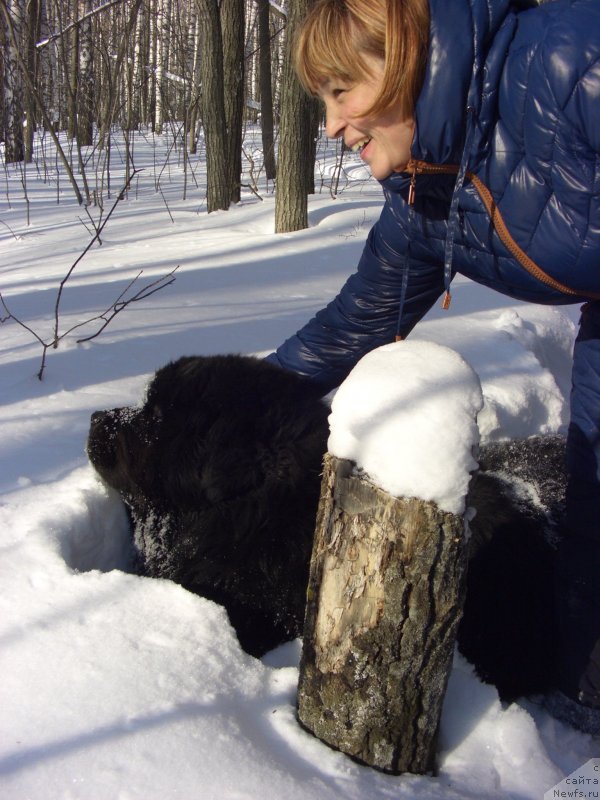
[318,56,414,181]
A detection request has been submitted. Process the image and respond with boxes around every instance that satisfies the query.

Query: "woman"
[266,0,600,733]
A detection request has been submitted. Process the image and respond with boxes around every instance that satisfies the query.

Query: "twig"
[52,169,142,340]
[331,142,346,199]
[80,205,106,244]
[0,168,178,380]
[158,187,175,223]
[0,294,46,345]
[36,0,125,49]
[74,267,180,343]
[0,219,21,240]
[1,266,179,380]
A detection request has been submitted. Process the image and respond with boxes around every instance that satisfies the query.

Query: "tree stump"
[297,454,468,775]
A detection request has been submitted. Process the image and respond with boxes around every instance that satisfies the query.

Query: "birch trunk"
[3,0,25,163]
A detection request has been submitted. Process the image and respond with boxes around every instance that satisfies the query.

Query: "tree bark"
[197,0,229,212]
[188,9,201,154]
[24,0,40,163]
[257,0,275,181]
[297,454,468,775]
[77,0,94,143]
[153,0,165,133]
[2,0,25,163]
[274,0,319,232]
[67,0,78,140]
[221,0,244,204]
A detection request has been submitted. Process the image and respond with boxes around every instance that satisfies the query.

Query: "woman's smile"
[319,56,415,180]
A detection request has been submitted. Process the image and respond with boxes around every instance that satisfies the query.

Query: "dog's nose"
[87,409,118,470]
[90,410,107,426]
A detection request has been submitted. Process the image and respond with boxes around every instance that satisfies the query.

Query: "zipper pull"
[442,290,452,310]
[408,165,417,205]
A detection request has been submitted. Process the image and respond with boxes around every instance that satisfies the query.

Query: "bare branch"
[52,169,143,340]
[0,219,22,240]
[1,168,176,380]
[74,267,180,343]
[36,0,126,49]
[0,293,47,346]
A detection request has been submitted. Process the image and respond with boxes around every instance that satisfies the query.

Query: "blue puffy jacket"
[269,0,600,394]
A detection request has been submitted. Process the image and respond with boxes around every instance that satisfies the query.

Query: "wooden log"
[297,453,468,775]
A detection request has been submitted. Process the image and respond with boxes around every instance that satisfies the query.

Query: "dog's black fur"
[88,355,330,656]
[460,435,564,700]
[87,354,564,701]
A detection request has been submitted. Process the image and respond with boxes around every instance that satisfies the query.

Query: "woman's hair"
[294,0,429,120]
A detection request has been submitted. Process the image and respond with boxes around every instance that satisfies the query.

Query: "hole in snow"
[57,480,137,575]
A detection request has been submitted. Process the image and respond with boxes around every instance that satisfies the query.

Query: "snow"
[0,129,597,800]
[328,340,483,514]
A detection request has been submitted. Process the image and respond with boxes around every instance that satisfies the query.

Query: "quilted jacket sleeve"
[267,202,446,393]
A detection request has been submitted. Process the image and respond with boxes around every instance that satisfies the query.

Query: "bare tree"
[2,0,25,163]
[221,0,245,204]
[188,7,202,154]
[1,0,84,202]
[132,0,148,128]
[23,0,41,162]
[67,0,78,139]
[77,0,94,145]
[197,0,229,211]
[153,0,166,132]
[95,0,142,149]
[275,0,319,232]
[257,0,275,181]
[2,0,318,214]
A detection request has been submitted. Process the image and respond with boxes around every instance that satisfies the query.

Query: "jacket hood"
[412,0,519,164]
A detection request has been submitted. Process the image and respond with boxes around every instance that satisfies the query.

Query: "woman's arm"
[268,204,446,393]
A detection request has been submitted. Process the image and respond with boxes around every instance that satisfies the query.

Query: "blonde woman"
[266,0,600,734]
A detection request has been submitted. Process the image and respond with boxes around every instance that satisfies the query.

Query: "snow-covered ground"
[0,129,597,799]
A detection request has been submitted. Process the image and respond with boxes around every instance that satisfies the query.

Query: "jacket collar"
[411,0,514,165]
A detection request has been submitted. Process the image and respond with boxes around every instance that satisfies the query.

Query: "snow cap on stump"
[328,340,484,515]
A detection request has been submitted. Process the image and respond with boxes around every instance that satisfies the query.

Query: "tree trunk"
[257,0,275,181]
[153,0,165,133]
[96,0,141,153]
[221,0,244,204]
[24,0,39,163]
[188,10,201,154]
[274,0,319,232]
[297,454,468,775]
[1,0,83,202]
[67,0,78,140]
[77,0,94,146]
[3,0,25,163]
[197,0,229,212]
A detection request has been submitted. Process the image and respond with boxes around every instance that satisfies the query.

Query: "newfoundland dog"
[87,353,564,701]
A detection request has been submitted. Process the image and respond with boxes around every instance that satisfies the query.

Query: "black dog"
[87,354,563,701]
[460,435,564,700]
[87,355,330,656]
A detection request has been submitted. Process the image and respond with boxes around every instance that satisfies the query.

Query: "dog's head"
[87,355,330,653]
[87,354,330,515]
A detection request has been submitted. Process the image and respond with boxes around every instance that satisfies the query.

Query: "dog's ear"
[142,353,330,507]
[152,415,256,508]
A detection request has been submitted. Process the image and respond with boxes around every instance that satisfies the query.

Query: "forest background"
[2,2,599,796]
[1,0,324,229]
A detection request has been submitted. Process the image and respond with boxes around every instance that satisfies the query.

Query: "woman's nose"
[324,103,345,139]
